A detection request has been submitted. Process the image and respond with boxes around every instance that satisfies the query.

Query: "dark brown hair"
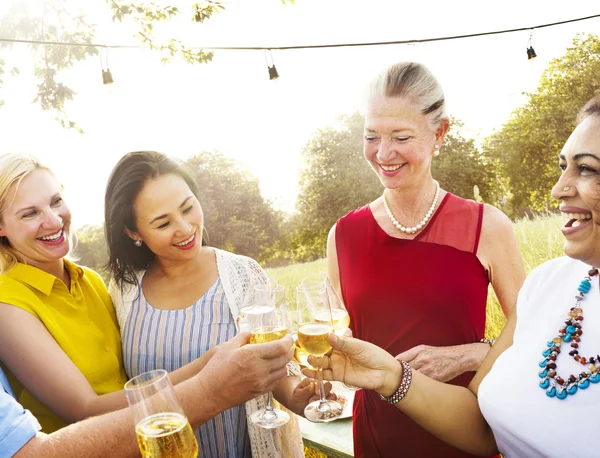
[105,151,200,287]
[577,94,600,124]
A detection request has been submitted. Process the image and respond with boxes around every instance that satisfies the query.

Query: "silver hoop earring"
[134,240,142,247]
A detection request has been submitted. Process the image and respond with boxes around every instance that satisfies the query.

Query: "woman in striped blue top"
[104,151,328,458]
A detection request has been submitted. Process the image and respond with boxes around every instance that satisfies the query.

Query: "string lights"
[0,12,598,82]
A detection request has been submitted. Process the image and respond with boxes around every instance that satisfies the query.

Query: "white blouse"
[478,257,600,457]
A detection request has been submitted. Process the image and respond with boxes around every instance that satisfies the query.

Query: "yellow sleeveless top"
[0,260,126,433]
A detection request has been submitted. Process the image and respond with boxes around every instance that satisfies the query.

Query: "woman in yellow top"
[0,153,293,434]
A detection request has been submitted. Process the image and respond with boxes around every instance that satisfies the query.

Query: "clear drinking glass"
[124,369,198,458]
[296,283,343,422]
[284,300,315,369]
[240,284,291,429]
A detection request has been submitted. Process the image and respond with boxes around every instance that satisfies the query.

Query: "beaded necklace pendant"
[539,268,600,399]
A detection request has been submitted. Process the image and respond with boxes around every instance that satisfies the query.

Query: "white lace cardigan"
[109,248,304,458]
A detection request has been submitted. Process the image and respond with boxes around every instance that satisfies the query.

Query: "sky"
[0,0,599,227]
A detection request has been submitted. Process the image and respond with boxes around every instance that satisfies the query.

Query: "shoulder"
[480,204,513,240]
[214,248,265,278]
[0,274,40,316]
[522,257,576,291]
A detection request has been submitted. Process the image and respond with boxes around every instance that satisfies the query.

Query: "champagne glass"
[284,300,315,369]
[125,369,198,458]
[296,283,343,422]
[241,284,290,429]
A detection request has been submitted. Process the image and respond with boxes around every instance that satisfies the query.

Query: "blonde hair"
[365,61,448,128]
[0,153,53,274]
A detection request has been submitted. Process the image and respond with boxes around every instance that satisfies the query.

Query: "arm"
[326,224,342,298]
[305,311,517,456]
[478,204,526,318]
[16,333,295,457]
[0,303,220,424]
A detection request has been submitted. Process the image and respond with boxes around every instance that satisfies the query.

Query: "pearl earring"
[434,144,440,156]
[134,240,142,247]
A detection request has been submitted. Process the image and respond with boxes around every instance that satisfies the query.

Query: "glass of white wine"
[296,283,343,422]
[284,300,314,369]
[124,369,198,458]
[241,284,291,429]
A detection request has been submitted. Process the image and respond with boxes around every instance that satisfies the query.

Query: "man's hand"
[395,343,489,382]
[195,332,294,411]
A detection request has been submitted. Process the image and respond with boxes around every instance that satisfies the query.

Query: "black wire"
[0,13,599,51]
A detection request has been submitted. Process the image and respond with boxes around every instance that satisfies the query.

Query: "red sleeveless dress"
[336,193,492,458]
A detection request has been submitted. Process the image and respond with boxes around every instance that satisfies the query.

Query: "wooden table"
[299,416,353,458]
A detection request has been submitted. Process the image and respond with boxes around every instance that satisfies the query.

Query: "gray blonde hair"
[0,153,53,274]
[365,62,448,128]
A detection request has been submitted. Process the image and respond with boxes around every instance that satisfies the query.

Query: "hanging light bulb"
[100,47,114,84]
[526,30,537,60]
[102,69,114,84]
[265,49,279,80]
[268,64,279,80]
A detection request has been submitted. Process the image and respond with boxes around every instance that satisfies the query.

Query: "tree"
[0,0,291,130]
[483,34,600,217]
[292,112,382,261]
[432,117,495,202]
[74,224,109,279]
[186,151,283,262]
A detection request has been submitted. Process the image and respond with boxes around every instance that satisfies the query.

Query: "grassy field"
[266,214,565,341]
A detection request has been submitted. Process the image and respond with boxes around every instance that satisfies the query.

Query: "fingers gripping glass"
[296,283,343,422]
[240,284,291,429]
[124,369,198,458]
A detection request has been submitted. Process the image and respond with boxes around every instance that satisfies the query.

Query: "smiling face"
[128,173,203,263]
[551,115,600,266]
[363,95,447,190]
[0,168,71,268]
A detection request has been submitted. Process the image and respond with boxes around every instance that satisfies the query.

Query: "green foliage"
[186,151,283,263]
[432,117,495,202]
[107,1,216,65]
[483,34,600,217]
[73,224,109,280]
[0,0,98,131]
[292,112,382,262]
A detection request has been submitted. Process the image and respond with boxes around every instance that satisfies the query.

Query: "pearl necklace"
[539,268,600,399]
[382,182,440,234]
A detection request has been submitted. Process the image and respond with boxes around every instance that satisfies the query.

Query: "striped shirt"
[122,278,251,458]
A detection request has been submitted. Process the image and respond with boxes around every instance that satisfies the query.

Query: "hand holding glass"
[241,284,290,429]
[296,283,343,422]
[124,369,198,458]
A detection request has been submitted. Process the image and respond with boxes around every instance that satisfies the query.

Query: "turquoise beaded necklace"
[539,268,600,399]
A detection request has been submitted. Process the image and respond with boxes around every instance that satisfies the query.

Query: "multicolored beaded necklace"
[539,268,600,399]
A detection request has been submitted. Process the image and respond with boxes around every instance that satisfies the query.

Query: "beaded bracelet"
[379,360,412,405]
[480,338,495,347]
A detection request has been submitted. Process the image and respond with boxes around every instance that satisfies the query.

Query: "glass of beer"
[241,284,291,429]
[297,283,343,422]
[124,369,198,458]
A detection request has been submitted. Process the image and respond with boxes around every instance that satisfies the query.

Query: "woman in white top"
[303,94,600,458]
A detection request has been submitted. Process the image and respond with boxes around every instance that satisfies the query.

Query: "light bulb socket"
[268,64,279,80]
[102,69,114,85]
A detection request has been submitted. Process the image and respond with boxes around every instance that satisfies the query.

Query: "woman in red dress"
[327,62,525,458]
